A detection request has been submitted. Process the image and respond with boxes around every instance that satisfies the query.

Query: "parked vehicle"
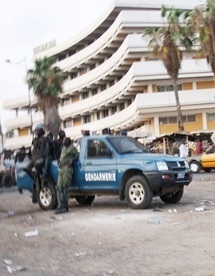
[187,145,215,173]
[15,135,193,210]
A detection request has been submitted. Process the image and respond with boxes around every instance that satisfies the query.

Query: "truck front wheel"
[125,175,153,209]
[75,195,95,205]
[36,182,58,210]
[160,188,184,204]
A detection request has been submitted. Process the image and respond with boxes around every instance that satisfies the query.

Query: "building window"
[83,115,91,123]
[79,68,87,75]
[68,50,76,56]
[99,59,104,65]
[157,84,182,92]
[82,92,89,99]
[169,117,177,124]
[186,114,196,123]
[97,112,100,120]
[62,98,71,106]
[70,72,77,79]
[90,64,95,70]
[208,114,215,121]
[101,84,106,91]
[64,120,72,128]
[73,117,81,126]
[159,115,196,125]
[109,80,115,87]
[58,54,66,61]
[127,99,132,106]
[71,95,79,103]
[92,89,97,96]
[111,106,117,114]
[119,103,125,111]
[102,110,109,118]
[159,118,168,125]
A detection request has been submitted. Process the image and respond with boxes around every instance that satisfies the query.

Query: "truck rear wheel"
[75,195,95,205]
[37,182,58,210]
[125,175,153,209]
[160,188,184,204]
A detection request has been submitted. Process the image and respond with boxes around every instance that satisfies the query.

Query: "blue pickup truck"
[15,135,193,210]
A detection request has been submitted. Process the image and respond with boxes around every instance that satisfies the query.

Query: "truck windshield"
[107,136,150,154]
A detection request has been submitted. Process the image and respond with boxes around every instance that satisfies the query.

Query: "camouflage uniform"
[56,143,78,210]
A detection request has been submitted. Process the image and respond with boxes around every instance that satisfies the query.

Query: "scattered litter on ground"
[14,265,26,271]
[200,200,213,205]
[5,210,14,217]
[4,260,27,274]
[168,209,177,213]
[24,229,38,237]
[195,206,208,212]
[149,219,162,225]
[6,265,14,274]
[47,215,62,222]
[172,222,181,226]
[75,251,87,257]
[20,216,35,227]
[4,259,12,265]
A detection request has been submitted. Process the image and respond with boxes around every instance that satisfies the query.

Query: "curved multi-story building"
[3,0,214,150]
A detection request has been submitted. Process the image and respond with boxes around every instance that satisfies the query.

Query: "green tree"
[143,6,193,131]
[188,0,215,79]
[27,57,66,138]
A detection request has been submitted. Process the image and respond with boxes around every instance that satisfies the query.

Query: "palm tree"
[27,57,66,138]
[143,6,193,131]
[188,0,215,79]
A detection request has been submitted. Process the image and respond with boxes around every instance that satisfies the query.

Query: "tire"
[75,195,95,205]
[2,173,16,188]
[189,161,201,173]
[125,175,153,209]
[36,182,58,211]
[203,168,211,173]
[160,188,184,204]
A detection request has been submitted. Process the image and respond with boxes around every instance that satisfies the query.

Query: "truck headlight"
[156,161,168,171]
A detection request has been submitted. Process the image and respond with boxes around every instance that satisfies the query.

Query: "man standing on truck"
[24,124,49,179]
[55,137,78,214]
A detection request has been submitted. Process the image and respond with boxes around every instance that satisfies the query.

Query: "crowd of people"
[150,136,213,157]
[21,124,78,214]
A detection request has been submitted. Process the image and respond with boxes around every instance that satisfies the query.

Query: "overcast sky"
[0,0,111,128]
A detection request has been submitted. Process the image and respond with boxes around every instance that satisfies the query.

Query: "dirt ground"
[1,175,215,276]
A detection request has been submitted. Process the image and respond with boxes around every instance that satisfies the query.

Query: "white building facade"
[3,0,215,150]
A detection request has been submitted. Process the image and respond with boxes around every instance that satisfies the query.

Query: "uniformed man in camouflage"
[55,137,78,214]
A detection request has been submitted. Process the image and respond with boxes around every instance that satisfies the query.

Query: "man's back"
[31,136,48,162]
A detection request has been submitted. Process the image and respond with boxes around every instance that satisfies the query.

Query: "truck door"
[80,138,118,191]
